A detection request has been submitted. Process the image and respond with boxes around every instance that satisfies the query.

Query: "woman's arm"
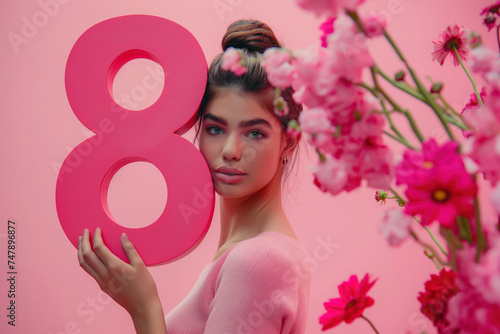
[77,228,168,334]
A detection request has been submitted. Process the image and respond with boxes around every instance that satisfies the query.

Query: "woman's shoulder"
[221,231,310,277]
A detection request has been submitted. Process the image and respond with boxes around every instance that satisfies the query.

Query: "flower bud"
[375,190,388,203]
[430,82,443,94]
[395,70,405,82]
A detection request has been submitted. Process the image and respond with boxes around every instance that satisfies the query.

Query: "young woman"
[77,19,310,334]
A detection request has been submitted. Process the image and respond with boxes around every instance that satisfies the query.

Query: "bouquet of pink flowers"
[222,1,500,332]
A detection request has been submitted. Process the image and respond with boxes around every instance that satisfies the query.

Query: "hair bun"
[222,20,281,53]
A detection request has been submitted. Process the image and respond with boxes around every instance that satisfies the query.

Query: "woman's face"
[198,89,285,198]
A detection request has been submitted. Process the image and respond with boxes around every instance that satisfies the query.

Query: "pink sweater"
[164,231,311,333]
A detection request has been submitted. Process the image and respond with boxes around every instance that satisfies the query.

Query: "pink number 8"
[56,15,214,266]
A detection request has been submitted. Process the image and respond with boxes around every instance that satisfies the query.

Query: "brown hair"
[195,19,302,181]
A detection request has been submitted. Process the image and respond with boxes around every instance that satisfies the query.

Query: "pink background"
[1,0,496,333]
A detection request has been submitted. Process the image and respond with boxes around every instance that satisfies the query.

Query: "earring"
[282,156,289,165]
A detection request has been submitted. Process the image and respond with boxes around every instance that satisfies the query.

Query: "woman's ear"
[282,132,301,157]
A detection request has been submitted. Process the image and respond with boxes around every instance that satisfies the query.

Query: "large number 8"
[56,15,214,266]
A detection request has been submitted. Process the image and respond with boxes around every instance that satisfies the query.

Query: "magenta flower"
[221,47,247,76]
[431,24,470,66]
[481,2,500,31]
[379,209,413,247]
[320,17,336,47]
[296,0,365,18]
[417,269,459,332]
[395,139,463,186]
[319,274,377,330]
[404,166,477,228]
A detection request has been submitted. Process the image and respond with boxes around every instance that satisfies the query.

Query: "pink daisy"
[319,274,377,330]
[404,166,477,228]
[431,24,470,66]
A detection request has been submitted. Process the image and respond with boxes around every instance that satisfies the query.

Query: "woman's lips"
[214,172,246,184]
[214,167,246,184]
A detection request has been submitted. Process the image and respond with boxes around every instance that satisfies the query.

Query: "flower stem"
[383,130,417,149]
[360,315,380,334]
[474,194,487,262]
[423,226,448,256]
[370,67,425,142]
[453,47,483,106]
[497,25,500,55]
[410,230,447,267]
[384,31,455,140]
[374,66,425,102]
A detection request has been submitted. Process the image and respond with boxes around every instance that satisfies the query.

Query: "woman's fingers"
[120,233,144,268]
[78,233,104,285]
[92,227,125,269]
[79,228,109,279]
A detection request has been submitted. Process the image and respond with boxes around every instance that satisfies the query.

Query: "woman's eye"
[248,130,264,139]
[207,126,223,135]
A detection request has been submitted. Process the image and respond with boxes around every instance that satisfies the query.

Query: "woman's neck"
[216,173,289,250]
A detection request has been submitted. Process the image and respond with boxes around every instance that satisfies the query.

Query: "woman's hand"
[77,228,165,328]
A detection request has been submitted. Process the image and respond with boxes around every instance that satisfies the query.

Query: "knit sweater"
[164,231,311,333]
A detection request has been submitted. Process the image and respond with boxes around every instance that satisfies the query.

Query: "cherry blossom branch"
[360,315,380,334]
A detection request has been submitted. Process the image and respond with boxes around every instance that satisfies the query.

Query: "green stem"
[389,187,405,203]
[370,67,425,142]
[374,66,425,102]
[454,47,483,106]
[360,315,380,334]
[474,195,487,262]
[384,31,455,140]
[423,226,448,256]
[359,81,417,149]
[410,230,447,268]
[383,130,417,149]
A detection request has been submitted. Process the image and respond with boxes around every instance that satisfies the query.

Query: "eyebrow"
[203,113,273,129]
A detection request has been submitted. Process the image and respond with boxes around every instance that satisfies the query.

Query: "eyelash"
[205,126,265,140]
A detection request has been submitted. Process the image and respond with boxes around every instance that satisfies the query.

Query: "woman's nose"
[222,133,242,161]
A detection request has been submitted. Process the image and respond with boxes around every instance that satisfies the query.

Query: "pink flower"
[469,46,498,74]
[492,183,500,214]
[445,288,500,334]
[299,107,332,135]
[404,166,477,227]
[481,2,500,31]
[311,155,349,195]
[320,17,336,47]
[378,209,413,247]
[461,88,488,138]
[296,0,365,18]
[262,47,294,88]
[327,15,373,82]
[286,120,302,138]
[463,90,500,185]
[395,139,463,186]
[431,24,470,66]
[273,96,289,117]
[319,274,377,330]
[221,47,247,76]
[357,137,393,189]
[360,12,387,38]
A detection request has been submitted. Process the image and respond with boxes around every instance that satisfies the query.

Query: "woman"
[77,19,310,334]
